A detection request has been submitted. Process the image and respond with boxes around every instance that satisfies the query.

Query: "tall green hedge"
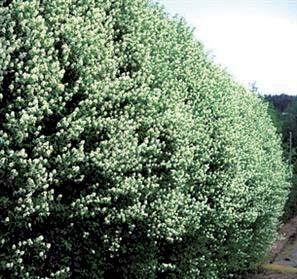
[0,0,289,278]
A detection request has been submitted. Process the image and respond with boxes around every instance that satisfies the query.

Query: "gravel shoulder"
[247,216,297,279]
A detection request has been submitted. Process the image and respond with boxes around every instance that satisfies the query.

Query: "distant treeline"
[265,94,297,220]
[265,94,297,113]
[265,94,297,147]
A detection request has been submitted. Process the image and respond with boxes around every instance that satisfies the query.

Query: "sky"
[157,0,297,95]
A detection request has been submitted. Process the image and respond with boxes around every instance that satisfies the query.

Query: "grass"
[262,263,297,274]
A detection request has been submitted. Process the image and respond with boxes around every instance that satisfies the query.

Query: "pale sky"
[157,0,297,95]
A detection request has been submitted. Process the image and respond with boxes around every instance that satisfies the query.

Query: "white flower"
[37,235,44,241]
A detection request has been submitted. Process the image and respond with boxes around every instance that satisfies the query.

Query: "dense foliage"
[0,0,288,278]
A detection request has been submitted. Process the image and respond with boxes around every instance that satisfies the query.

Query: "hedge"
[0,0,289,278]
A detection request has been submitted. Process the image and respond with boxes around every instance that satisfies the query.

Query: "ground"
[248,272,296,279]
[247,216,297,279]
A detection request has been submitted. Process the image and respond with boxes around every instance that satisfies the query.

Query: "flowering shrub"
[0,0,288,278]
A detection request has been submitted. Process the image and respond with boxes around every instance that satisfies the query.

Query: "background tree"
[265,94,297,221]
